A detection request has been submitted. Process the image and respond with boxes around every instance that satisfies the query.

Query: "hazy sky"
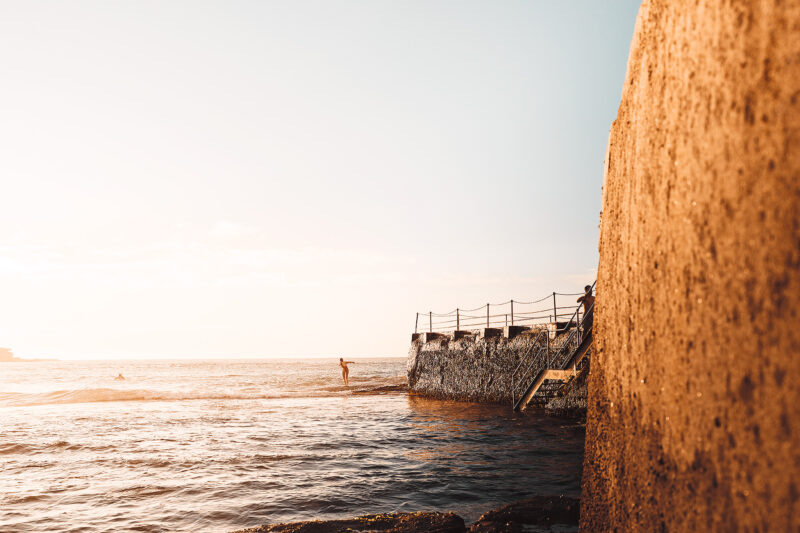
[1,1,641,359]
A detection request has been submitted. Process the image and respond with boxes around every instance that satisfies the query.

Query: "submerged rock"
[351,384,409,395]
[467,495,580,532]
[232,496,579,533]
[231,511,465,533]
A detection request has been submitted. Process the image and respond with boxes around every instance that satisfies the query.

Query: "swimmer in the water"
[114,373,125,381]
[339,357,355,386]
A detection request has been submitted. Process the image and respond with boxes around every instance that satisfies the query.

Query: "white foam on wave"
[0,380,407,408]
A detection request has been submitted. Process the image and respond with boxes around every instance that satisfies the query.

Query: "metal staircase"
[512,283,595,412]
[513,329,592,411]
[510,329,551,407]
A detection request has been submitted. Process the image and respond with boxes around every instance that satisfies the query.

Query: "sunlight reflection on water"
[1,359,584,532]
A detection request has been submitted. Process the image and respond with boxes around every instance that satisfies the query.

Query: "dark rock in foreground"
[231,511,464,533]
[231,495,579,533]
[468,495,579,532]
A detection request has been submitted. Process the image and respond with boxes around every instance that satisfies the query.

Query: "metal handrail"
[510,329,549,381]
[515,341,550,406]
[549,281,595,369]
[510,329,550,407]
[511,300,595,410]
[414,287,594,334]
[419,310,583,333]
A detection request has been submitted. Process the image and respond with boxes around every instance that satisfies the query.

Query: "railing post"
[456,308,460,331]
[429,312,432,333]
[505,314,508,327]
[415,313,419,334]
[552,292,557,326]
[547,336,551,367]
[486,303,490,327]
[510,300,514,326]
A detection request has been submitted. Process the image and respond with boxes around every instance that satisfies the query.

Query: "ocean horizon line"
[3,355,407,362]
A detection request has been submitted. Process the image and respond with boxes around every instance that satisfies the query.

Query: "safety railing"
[548,280,596,369]
[414,290,588,335]
[510,329,550,408]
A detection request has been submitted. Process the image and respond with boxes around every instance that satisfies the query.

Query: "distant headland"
[0,347,54,362]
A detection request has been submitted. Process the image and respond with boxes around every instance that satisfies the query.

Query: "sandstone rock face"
[582,1,800,531]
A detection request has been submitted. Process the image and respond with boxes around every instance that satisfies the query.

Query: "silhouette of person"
[339,357,355,386]
[577,285,595,333]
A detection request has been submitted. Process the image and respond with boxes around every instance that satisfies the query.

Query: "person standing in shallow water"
[339,357,355,386]
[577,285,595,334]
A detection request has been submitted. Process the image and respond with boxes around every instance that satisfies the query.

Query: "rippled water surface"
[1,359,584,532]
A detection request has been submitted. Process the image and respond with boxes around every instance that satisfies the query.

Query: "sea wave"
[0,381,407,408]
[1,440,109,456]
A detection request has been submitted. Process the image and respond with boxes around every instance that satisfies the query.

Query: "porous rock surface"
[583,1,800,531]
[407,330,551,404]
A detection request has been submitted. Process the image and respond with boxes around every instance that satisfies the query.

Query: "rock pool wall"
[582,1,800,530]
[407,329,584,409]
[408,333,539,405]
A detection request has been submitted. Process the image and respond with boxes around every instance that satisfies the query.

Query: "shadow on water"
[398,395,586,522]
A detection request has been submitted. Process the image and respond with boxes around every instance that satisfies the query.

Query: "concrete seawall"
[582,0,800,530]
[407,328,587,411]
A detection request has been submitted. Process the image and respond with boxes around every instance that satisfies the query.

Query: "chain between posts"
[415,284,596,334]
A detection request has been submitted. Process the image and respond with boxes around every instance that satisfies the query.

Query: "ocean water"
[0,358,585,532]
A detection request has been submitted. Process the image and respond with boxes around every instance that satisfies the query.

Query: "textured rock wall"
[582,1,800,531]
[407,333,547,405]
[407,330,586,410]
